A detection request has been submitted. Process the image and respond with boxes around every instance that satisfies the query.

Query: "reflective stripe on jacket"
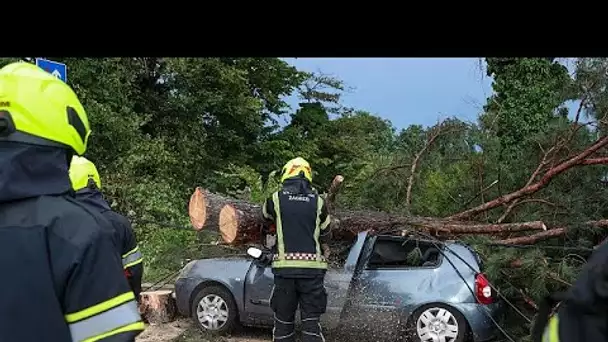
[541,314,560,342]
[122,246,143,269]
[66,291,144,341]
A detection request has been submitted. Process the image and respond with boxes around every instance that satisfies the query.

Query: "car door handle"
[250,299,270,306]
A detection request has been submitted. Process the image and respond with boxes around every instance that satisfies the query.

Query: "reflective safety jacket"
[534,241,608,342]
[0,142,144,342]
[75,189,144,299]
[262,178,331,277]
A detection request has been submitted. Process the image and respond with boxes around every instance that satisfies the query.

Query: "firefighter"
[0,62,144,341]
[533,240,608,341]
[261,157,332,342]
[69,155,144,299]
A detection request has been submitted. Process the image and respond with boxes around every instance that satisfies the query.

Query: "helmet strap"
[86,177,99,190]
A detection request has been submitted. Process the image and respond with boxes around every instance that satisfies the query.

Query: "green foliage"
[216,165,280,203]
[483,58,573,152]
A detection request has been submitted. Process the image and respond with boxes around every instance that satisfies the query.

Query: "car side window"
[366,237,443,270]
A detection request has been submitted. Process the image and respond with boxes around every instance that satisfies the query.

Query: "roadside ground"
[135,320,352,342]
[136,320,272,342]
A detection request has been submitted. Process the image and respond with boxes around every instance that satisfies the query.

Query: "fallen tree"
[186,123,608,250]
[188,178,549,246]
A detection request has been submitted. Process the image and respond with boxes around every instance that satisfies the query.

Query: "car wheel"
[191,285,238,334]
[409,304,468,342]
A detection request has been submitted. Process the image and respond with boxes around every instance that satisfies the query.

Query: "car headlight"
[179,260,196,278]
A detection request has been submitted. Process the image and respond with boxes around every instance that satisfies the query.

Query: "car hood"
[180,257,253,281]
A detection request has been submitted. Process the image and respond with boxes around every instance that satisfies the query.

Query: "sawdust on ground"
[135,319,371,342]
[135,319,272,342]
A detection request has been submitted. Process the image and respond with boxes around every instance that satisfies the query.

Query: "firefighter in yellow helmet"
[261,157,332,342]
[533,241,608,341]
[70,156,144,300]
[0,61,144,341]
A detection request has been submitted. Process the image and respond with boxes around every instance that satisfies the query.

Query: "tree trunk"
[139,290,177,324]
[188,187,234,231]
[218,201,263,245]
[334,211,546,240]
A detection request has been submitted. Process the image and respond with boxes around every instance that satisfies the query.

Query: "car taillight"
[475,273,494,305]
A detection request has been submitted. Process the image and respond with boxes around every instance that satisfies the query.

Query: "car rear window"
[366,236,445,269]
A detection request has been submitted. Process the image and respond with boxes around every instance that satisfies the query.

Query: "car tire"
[406,303,468,342]
[191,285,239,335]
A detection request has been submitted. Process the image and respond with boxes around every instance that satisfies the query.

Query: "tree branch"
[449,135,608,221]
[573,94,587,125]
[437,221,546,234]
[580,157,608,165]
[497,145,556,223]
[325,175,344,214]
[497,228,565,245]
[496,220,608,245]
[461,180,499,209]
[497,198,559,224]
[405,121,459,212]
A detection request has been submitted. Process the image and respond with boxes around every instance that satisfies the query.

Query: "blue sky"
[282,58,578,130]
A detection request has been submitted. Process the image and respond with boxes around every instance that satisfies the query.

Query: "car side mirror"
[247,247,263,259]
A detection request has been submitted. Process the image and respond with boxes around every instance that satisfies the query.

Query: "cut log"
[139,290,177,324]
[188,187,205,230]
[219,201,263,245]
[188,187,227,231]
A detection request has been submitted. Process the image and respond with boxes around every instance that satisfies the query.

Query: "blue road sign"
[35,58,67,83]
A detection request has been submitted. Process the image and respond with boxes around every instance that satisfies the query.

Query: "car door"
[320,268,353,330]
[243,261,275,326]
[242,235,365,329]
[342,235,440,337]
[243,260,353,328]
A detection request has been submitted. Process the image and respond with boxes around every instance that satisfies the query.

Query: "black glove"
[259,249,274,266]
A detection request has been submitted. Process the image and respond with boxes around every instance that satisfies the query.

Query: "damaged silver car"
[174,231,503,341]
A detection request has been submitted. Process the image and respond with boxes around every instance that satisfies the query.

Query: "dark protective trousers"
[270,276,327,342]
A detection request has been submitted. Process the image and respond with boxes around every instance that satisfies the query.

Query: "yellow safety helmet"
[69,156,102,191]
[0,61,91,155]
[280,157,313,183]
